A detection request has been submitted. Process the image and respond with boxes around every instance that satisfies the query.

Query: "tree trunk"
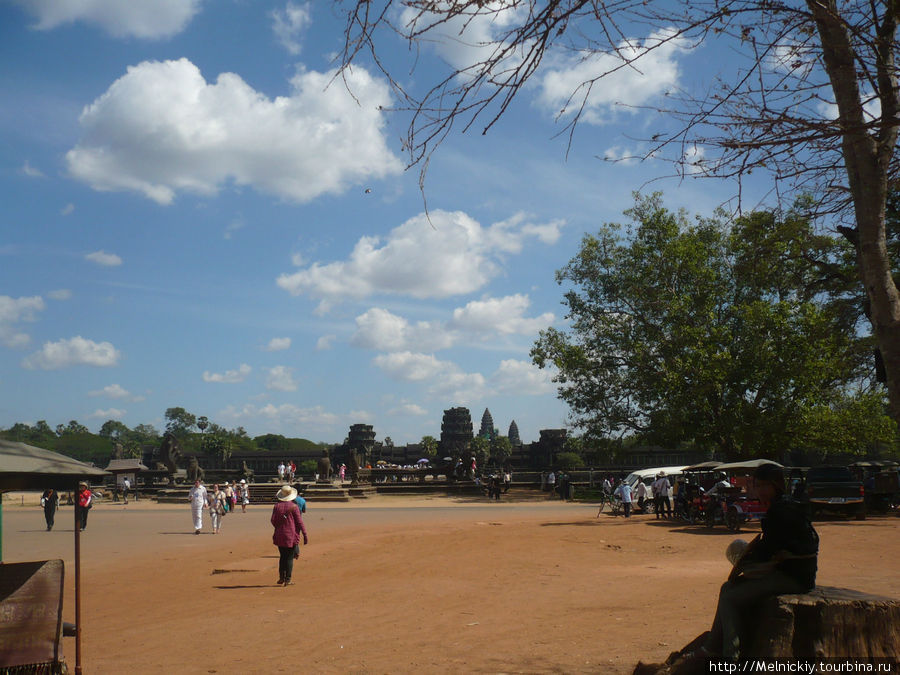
[633,586,900,675]
[809,0,900,423]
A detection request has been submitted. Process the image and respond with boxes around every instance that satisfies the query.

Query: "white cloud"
[351,308,453,352]
[400,3,527,76]
[89,383,131,399]
[202,363,251,383]
[12,0,201,39]
[85,250,123,266]
[603,145,642,166]
[388,403,428,416]
[265,337,291,352]
[450,294,554,336]
[60,204,75,216]
[224,219,244,240]
[372,351,486,401]
[316,334,336,350]
[0,295,45,348]
[373,351,446,382]
[537,29,690,124]
[271,2,311,55]
[20,161,44,178]
[278,210,562,304]
[66,59,402,204]
[491,359,556,395]
[22,336,120,369]
[266,365,297,392]
[352,296,553,352]
[47,289,72,300]
[220,402,341,430]
[88,407,126,419]
[683,144,706,175]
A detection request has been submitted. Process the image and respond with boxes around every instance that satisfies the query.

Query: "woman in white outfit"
[240,479,250,512]
[209,484,227,534]
[188,479,208,534]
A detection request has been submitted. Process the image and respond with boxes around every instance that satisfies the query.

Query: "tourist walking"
[278,461,286,481]
[75,482,93,531]
[209,484,227,534]
[614,480,633,518]
[239,479,250,512]
[40,488,59,531]
[121,476,131,504]
[222,482,233,513]
[271,485,307,586]
[652,472,672,519]
[188,479,208,534]
[294,492,307,514]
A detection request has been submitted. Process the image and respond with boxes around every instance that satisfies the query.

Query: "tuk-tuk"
[702,459,781,532]
[848,460,899,513]
[677,461,724,524]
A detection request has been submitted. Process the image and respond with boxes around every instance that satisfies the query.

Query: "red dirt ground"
[2,492,897,674]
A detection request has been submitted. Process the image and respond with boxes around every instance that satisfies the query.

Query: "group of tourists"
[277,461,296,482]
[599,471,674,518]
[187,478,250,535]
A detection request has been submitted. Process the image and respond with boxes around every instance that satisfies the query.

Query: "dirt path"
[2,494,897,674]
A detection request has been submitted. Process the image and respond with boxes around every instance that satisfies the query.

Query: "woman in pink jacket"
[271,485,308,586]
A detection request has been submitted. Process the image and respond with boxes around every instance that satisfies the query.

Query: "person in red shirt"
[270,484,307,586]
[76,482,93,531]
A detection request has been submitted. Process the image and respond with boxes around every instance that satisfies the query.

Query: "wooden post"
[74,484,82,675]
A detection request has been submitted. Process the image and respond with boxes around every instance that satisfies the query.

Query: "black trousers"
[44,507,56,530]
[277,545,298,581]
[75,505,89,530]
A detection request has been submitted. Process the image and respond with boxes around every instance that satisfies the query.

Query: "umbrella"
[416,458,430,464]
[0,439,110,675]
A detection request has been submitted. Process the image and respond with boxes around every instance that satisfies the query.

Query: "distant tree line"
[0,406,328,466]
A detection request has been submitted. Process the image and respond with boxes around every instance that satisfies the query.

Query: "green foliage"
[797,392,898,458]
[555,451,585,471]
[489,435,512,465]
[254,433,289,453]
[99,420,129,439]
[164,407,196,437]
[470,435,490,466]
[298,460,317,475]
[533,193,885,459]
[419,435,438,458]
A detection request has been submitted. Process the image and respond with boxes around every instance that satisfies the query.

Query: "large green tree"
[164,407,196,438]
[532,193,894,459]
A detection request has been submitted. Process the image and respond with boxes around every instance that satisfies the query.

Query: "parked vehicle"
[623,465,689,515]
[677,461,724,524]
[849,461,899,513]
[700,459,778,532]
[800,465,866,520]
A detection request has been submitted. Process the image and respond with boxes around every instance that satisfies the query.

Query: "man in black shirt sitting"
[700,462,819,661]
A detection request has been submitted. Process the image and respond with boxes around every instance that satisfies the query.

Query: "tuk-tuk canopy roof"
[716,459,783,474]
[848,460,898,468]
[682,461,724,471]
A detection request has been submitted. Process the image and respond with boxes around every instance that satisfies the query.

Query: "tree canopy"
[532,193,896,459]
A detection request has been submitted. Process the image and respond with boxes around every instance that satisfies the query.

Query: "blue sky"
[0,1,759,445]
